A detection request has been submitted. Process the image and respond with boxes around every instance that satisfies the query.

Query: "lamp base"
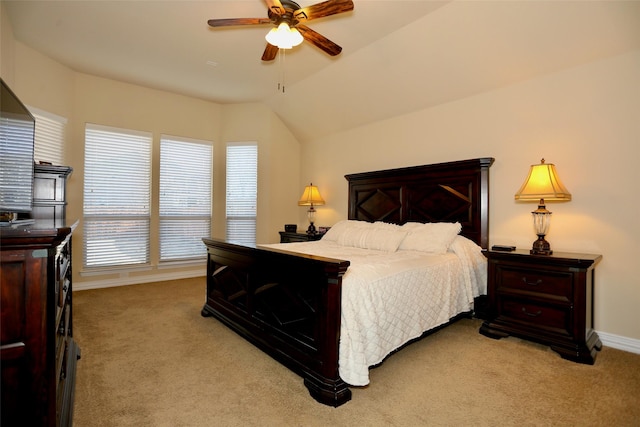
[530,234,553,255]
[306,222,317,235]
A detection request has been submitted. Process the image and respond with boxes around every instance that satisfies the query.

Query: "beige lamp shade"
[298,184,325,206]
[514,159,571,202]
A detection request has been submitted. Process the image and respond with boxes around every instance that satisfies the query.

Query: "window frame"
[82,123,152,270]
[159,135,213,263]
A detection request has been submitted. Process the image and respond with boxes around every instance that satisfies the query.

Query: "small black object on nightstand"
[491,245,516,252]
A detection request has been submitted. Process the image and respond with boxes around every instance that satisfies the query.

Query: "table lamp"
[298,183,325,234]
[514,159,571,255]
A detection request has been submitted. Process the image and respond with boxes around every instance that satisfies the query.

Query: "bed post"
[478,157,494,250]
[303,261,352,406]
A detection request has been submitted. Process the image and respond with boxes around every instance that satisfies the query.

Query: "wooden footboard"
[201,237,351,407]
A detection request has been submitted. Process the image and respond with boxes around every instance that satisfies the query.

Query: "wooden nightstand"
[479,249,602,364]
[279,231,323,243]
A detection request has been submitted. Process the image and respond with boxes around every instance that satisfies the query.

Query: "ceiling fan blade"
[294,0,354,22]
[208,18,272,28]
[264,0,285,16]
[297,25,342,56]
[262,43,279,61]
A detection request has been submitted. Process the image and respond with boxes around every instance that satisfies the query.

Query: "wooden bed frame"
[201,157,494,407]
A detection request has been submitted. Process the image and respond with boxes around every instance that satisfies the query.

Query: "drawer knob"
[522,307,542,317]
[522,277,542,287]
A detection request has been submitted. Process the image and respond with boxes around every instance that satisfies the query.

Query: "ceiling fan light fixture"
[265,22,303,49]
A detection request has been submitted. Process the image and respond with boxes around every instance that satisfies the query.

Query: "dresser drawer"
[495,263,573,302]
[56,243,71,307]
[497,297,571,336]
[56,304,70,376]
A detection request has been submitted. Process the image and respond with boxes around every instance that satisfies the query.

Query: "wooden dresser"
[1,220,80,426]
[32,164,73,221]
[480,249,602,364]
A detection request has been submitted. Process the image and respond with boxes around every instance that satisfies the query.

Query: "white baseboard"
[73,269,206,291]
[598,330,640,355]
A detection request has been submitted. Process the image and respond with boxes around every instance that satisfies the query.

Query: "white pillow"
[398,222,462,254]
[339,226,407,252]
[321,220,362,242]
[323,220,407,252]
[399,222,424,231]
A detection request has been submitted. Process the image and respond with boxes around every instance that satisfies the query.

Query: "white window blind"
[160,136,212,261]
[83,124,151,268]
[226,142,257,245]
[29,107,66,165]
[0,115,34,213]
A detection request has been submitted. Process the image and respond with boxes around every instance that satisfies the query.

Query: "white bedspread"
[260,236,487,386]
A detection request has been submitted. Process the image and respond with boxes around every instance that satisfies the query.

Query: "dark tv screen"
[0,78,35,215]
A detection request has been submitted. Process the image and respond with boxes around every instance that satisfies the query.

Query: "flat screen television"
[0,78,36,222]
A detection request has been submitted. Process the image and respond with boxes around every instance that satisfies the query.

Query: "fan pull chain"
[277,48,286,94]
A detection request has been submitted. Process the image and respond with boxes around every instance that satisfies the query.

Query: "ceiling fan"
[207,0,354,61]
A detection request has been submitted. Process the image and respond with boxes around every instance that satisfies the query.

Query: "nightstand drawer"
[480,250,602,364]
[498,297,570,336]
[495,264,573,302]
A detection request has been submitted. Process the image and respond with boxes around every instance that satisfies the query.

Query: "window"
[226,142,257,245]
[159,136,212,261]
[0,110,34,213]
[30,107,66,165]
[83,124,151,268]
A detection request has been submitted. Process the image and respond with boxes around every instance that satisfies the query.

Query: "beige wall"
[220,103,301,244]
[2,31,302,289]
[0,3,14,82]
[301,51,640,342]
[66,73,224,287]
[1,1,637,343]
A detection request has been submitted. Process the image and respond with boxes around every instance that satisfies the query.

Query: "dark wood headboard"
[345,157,495,249]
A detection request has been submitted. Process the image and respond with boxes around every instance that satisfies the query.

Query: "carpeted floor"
[72,277,640,426]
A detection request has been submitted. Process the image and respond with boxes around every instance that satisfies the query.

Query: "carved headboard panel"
[345,158,494,249]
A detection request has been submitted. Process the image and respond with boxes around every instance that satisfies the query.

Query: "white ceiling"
[4,0,640,141]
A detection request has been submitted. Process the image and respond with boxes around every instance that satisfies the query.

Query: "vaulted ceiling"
[4,1,640,141]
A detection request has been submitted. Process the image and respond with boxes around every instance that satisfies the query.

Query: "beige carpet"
[72,277,640,427]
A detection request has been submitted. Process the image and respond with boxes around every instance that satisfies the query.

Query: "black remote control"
[491,245,516,252]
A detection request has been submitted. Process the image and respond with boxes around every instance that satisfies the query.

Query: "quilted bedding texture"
[262,235,487,386]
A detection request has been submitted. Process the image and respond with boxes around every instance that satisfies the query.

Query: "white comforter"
[260,236,487,386]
